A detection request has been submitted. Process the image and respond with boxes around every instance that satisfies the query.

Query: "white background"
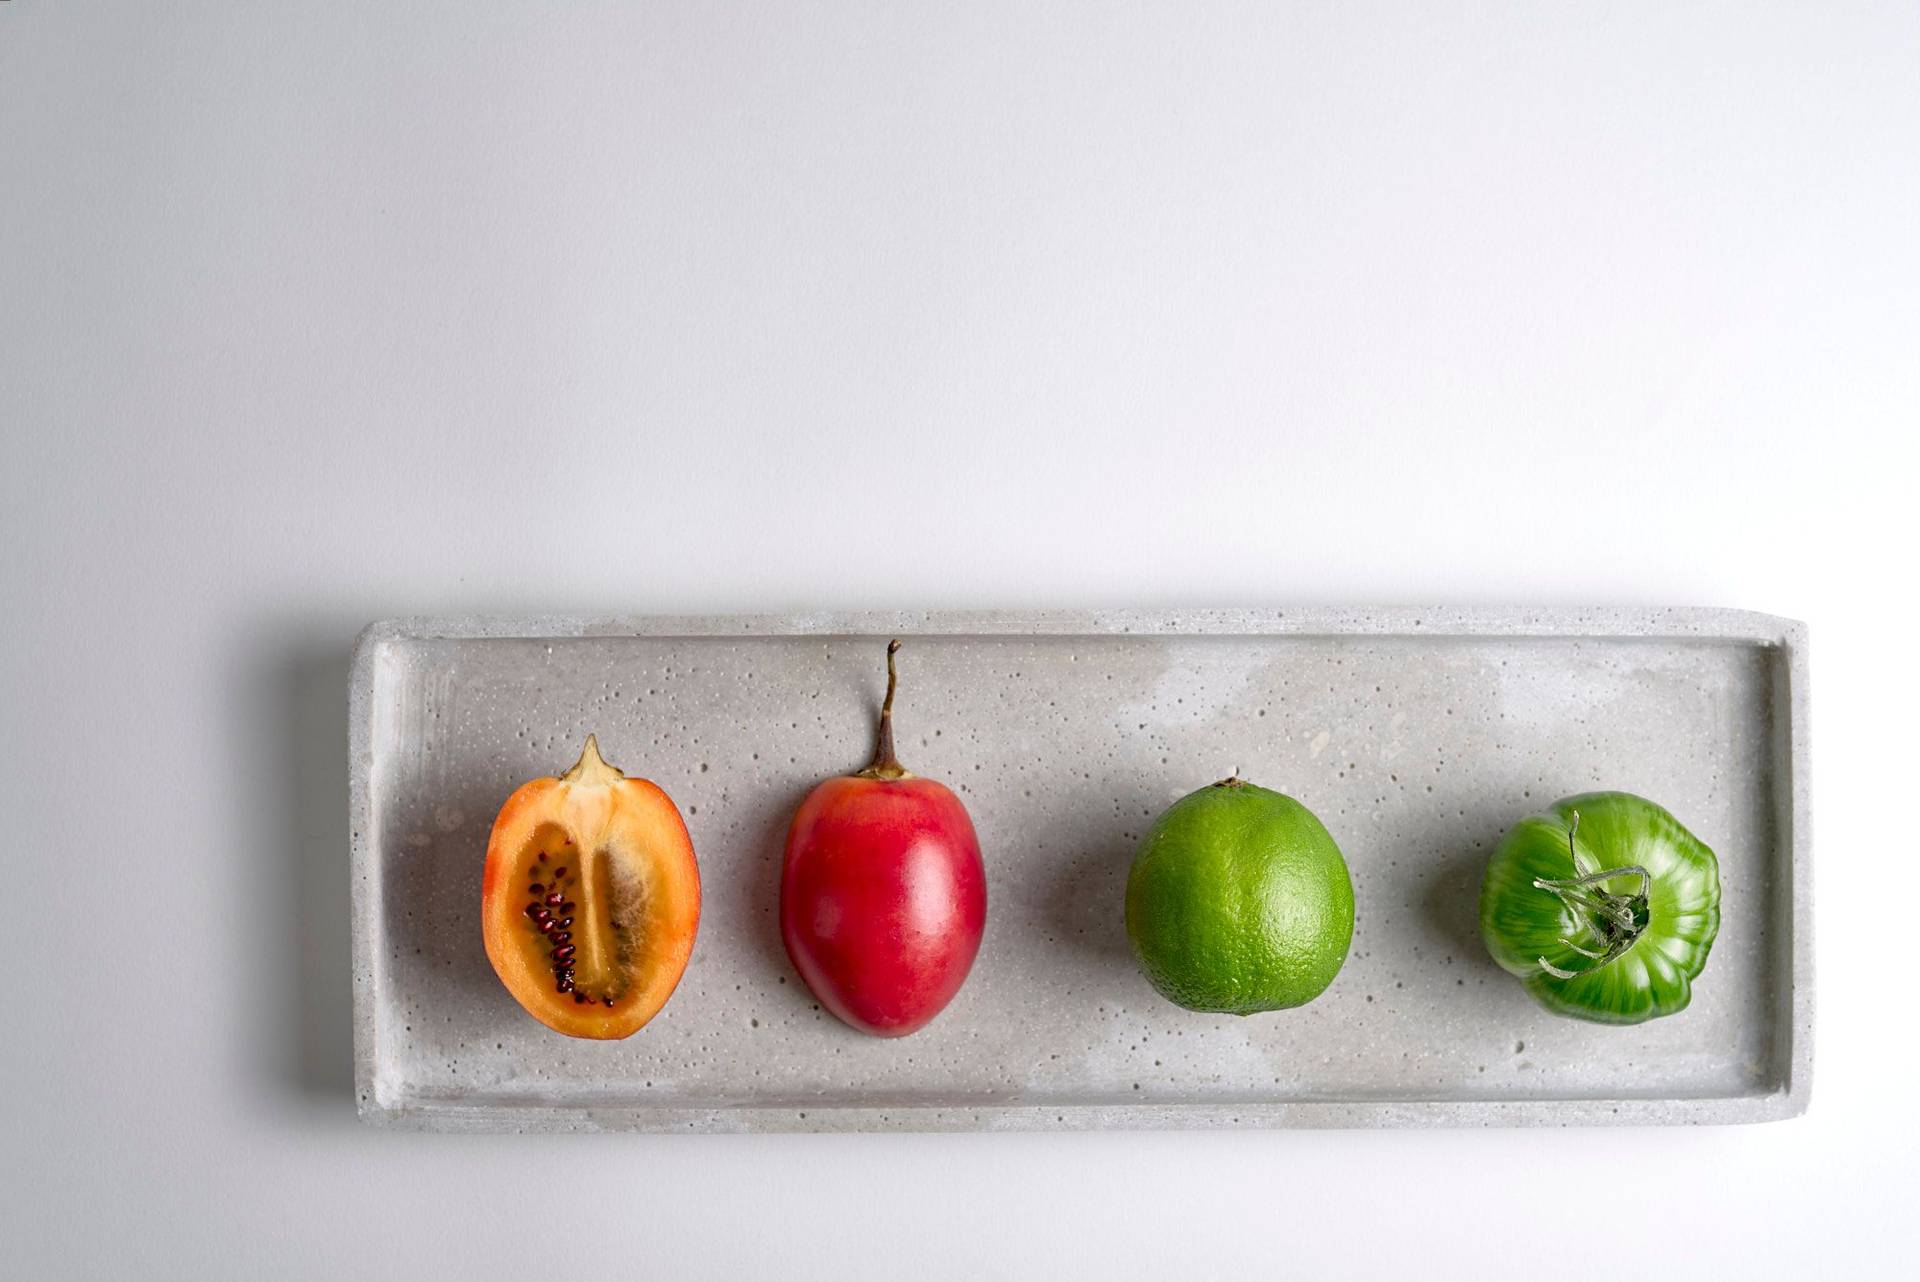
[4,2,1918,1276]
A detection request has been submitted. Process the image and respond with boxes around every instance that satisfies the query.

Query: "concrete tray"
[349,608,1810,1130]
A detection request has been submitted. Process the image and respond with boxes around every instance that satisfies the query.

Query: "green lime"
[1125,778,1354,1014]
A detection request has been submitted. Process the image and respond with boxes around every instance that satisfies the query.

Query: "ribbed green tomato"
[1479,791,1720,1025]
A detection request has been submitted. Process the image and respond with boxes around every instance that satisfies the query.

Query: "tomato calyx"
[853,639,914,782]
[1530,811,1652,980]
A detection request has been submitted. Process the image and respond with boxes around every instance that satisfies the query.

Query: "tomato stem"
[857,639,911,781]
[1530,812,1651,980]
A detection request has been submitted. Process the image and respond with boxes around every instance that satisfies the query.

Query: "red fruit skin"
[780,774,987,1037]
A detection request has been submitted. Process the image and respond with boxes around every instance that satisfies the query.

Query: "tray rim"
[347,606,1811,1131]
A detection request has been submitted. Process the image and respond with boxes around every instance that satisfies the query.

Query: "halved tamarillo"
[481,734,700,1039]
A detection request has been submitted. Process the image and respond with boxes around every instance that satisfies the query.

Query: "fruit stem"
[857,639,910,781]
[1530,812,1651,980]
[560,734,624,787]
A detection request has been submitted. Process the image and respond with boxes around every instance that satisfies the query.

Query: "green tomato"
[1479,791,1720,1025]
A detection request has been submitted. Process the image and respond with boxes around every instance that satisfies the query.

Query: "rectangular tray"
[349,608,1810,1130]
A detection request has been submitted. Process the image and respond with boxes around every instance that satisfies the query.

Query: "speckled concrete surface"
[348,609,1809,1130]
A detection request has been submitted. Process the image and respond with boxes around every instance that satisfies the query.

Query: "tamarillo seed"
[545,892,564,907]
[603,997,615,1007]
[558,917,573,929]
[551,932,572,945]
[553,866,567,878]
[529,883,544,895]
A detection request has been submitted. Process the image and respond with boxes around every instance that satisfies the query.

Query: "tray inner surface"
[362,632,1791,1115]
